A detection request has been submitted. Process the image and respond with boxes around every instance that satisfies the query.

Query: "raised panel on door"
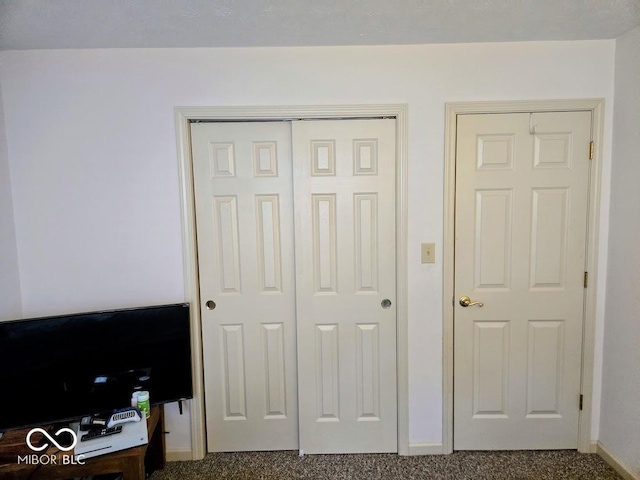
[220,324,247,419]
[530,188,569,289]
[192,122,298,452]
[315,324,340,421]
[311,194,337,294]
[355,194,379,293]
[293,119,397,454]
[474,189,513,290]
[526,320,565,417]
[255,195,283,293]
[454,111,591,450]
[261,322,287,418]
[472,321,510,418]
[356,323,380,421]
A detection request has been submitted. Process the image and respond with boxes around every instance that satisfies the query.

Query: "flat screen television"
[0,303,193,432]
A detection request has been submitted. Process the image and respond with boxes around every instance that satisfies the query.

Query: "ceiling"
[1,0,640,50]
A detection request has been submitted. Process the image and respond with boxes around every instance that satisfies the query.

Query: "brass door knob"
[459,295,484,308]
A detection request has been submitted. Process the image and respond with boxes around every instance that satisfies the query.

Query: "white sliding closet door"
[293,119,397,454]
[191,118,398,454]
[191,122,298,452]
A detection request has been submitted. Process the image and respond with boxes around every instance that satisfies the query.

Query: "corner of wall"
[597,441,640,480]
[598,23,640,478]
[0,77,23,320]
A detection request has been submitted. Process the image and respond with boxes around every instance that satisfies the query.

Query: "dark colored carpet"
[150,450,621,479]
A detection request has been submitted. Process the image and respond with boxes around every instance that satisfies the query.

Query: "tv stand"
[0,405,165,480]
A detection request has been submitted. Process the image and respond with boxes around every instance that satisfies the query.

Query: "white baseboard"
[408,443,444,455]
[597,441,639,480]
[166,449,193,462]
[588,441,598,454]
[168,445,444,459]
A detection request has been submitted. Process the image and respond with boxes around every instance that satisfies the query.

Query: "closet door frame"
[175,104,409,460]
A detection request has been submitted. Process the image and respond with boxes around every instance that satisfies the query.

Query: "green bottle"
[136,391,151,419]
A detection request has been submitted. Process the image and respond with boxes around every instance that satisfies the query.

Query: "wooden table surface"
[0,405,165,480]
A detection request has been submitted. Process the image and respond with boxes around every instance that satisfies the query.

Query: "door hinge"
[579,394,584,410]
[584,272,588,288]
[589,141,594,160]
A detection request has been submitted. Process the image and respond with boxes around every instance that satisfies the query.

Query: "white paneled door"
[293,120,397,454]
[192,122,298,451]
[453,112,592,449]
[192,119,397,454]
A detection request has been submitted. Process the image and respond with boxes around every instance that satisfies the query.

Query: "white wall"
[0,80,22,321]
[0,40,615,452]
[599,25,640,475]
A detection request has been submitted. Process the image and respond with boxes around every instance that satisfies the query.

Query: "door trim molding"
[175,104,410,458]
[443,99,605,454]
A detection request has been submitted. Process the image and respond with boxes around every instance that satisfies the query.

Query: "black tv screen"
[0,303,192,432]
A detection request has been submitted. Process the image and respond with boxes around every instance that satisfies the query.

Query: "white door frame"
[442,99,605,454]
[175,104,410,459]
